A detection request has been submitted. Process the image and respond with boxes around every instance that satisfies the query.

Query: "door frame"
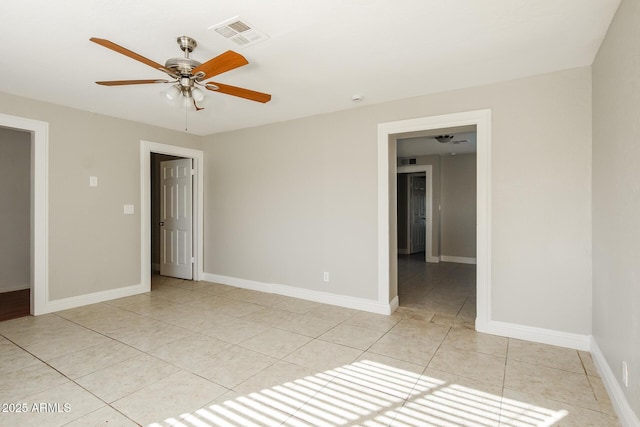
[398,165,437,262]
[0,113,48,315]
[140,140,204,289]
[378,109,491,329]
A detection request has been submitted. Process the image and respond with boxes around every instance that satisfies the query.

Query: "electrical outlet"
[323,272,329,282]
[622,361,629,387]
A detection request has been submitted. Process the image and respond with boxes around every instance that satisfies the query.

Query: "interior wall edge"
[591,338,640,427]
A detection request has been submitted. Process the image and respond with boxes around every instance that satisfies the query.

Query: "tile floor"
[398,254,476,321]
[0,272,620,426]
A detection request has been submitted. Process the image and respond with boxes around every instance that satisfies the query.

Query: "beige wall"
[0,92,201,301]
[204,66,593,334]
[203,112,379,300]
[0,65,592,336]
[0,127,30,292]
[441,153,476,259]
[397,153,477,260]
[592,0,640,418]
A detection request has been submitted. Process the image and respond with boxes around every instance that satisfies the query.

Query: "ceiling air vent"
[210,17,269,48]
[400,158,417,165]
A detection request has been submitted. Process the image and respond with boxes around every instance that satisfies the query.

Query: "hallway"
[398,253,476,322]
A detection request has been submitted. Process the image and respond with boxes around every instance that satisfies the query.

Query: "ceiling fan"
[434,134,469,144]
[90,36,271,111]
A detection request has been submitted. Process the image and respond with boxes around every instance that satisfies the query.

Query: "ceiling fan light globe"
[192,87,205,102]
[161,85,181,104]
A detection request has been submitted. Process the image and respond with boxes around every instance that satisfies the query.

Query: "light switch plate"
[89,176,98,187]
[123,204,134,215]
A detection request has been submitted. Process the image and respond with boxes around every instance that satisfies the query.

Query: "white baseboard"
[0,284,30,293]
[398,252,440,263]
[202,273,395,315]
[475,319,591,351]
[41,283,149,314]
[440,255,477,264]
[389,296,399,313]
[591,339,640,427]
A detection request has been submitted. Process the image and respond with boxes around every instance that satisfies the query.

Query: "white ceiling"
[398,130,477,157]
[0,1,619,136]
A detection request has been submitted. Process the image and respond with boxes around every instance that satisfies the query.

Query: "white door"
[160,158,193,279]
[409,175,426,254]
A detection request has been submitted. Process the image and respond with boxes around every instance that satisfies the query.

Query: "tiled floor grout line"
[53,304,308,426]
[381,325,453,427]
[51,309,249,422]
[0,325,141,426]
[147,289,372,425]
[269,311,446,425]
[1,270,620,426]
[498,337,512,426]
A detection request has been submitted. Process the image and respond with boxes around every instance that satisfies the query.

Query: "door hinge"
[191,257,195,263]
[191,169,195,175]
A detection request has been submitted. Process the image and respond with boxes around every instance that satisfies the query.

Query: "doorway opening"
[0,113,48,316]
[377,109,491,329]
[398,173,427,256]
[0,127,31,321]
[140,141,204,292]
[150,153,189,280]
[396,128,477,320]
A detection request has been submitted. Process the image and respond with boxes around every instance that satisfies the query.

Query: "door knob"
[159,222,164,226]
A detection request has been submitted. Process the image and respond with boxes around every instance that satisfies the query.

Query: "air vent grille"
[228,21,251,33]
[210,17,269,48]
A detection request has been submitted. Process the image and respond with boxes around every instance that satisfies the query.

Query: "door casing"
[409,174,426,254]
[0,113,48,315]
[378,109,491,328]
[398,165,436,262]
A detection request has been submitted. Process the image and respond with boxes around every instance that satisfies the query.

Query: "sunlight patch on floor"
[150,360,568,427]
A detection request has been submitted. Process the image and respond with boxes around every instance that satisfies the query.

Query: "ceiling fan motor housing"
[435,135,454,143]
[165,57,202,76]
[165,36,202,77]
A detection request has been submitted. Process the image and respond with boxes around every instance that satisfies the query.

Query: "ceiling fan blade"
[90,37,176,77]
[205,82,271,103]
[193,51,249,80]
[96,79,170,86]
